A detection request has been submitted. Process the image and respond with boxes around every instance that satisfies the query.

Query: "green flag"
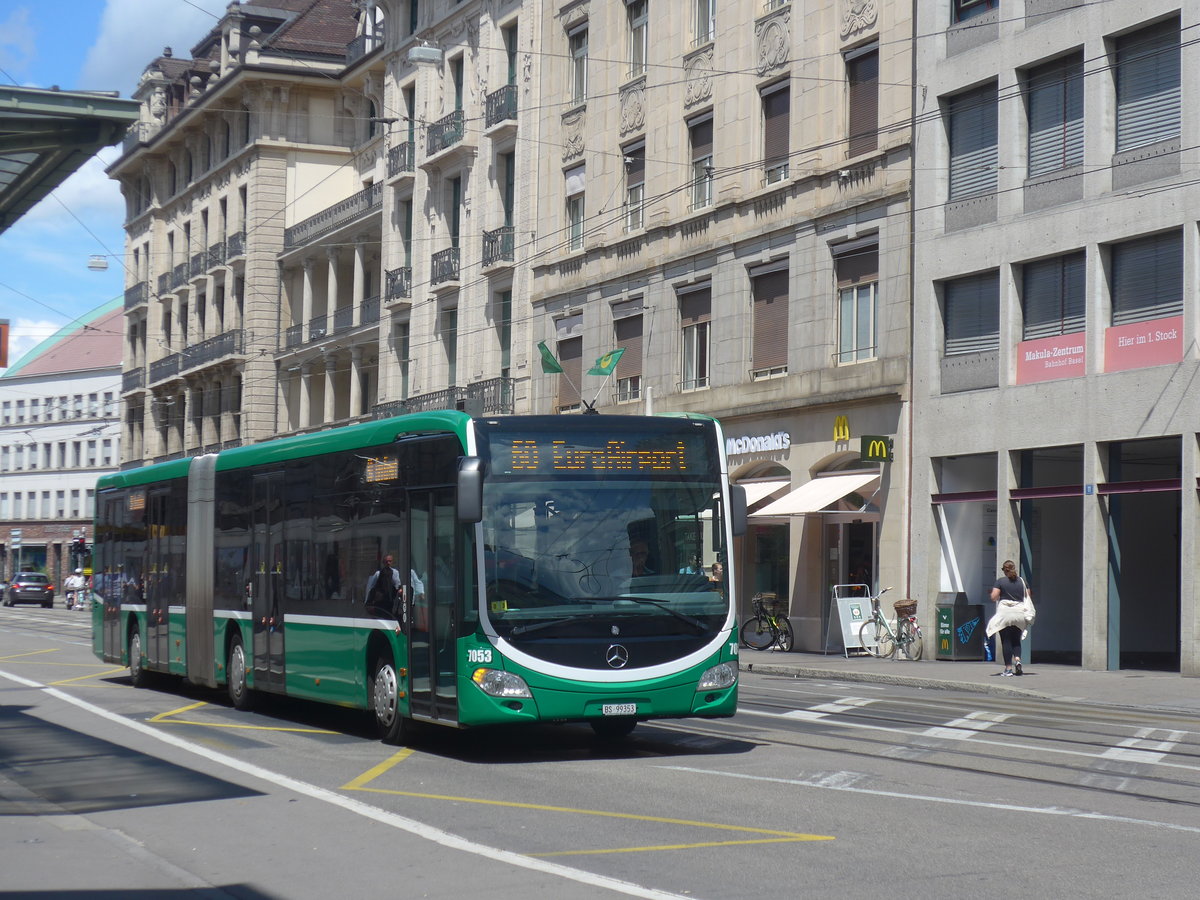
[537,341,563,374]
[587,348,625,376]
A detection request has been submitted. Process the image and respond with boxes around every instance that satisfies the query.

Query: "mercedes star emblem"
[605,644,630,668]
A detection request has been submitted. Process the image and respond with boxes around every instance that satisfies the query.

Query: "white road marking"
[1101,728,1185,765]
[922,710,1011,740]
[0,668,693,900]
[659,766,1200,835]
[780,697,877,721]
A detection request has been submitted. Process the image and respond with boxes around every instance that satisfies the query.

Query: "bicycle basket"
[892,598,917,618]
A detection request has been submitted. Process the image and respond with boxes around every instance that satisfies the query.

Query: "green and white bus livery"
[92,413,746,742]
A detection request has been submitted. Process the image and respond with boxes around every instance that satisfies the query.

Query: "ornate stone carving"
[841,0,878,39]
[561,0,589,31]
[619,79,645,135]
[684,47,713,108]
[562,108,585,161]
[755,11,790,76]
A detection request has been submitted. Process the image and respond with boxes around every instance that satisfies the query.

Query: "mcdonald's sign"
[832,415,850,443]
[860,435,893,463]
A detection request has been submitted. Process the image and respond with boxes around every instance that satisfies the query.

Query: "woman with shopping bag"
[986,560,1035,677]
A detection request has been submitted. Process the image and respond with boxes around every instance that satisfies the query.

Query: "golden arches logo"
[833,415,850,443]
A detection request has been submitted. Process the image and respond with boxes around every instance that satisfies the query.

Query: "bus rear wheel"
[128,630,148,688]
[227,634,254,711]
[371,654,407,745]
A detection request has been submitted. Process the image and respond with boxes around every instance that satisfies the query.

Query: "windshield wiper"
[618,597,709,633]
[509,613,597,637]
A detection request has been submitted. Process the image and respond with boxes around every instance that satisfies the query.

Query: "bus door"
[407,487,458,723]
[250,471,286,693]
[146,490,171,670]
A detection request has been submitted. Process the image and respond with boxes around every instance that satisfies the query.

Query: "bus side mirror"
[457,456,484,523]
[729,484,747,536]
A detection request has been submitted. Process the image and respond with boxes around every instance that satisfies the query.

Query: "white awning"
[751,471,879,517]
[738,479,790,508]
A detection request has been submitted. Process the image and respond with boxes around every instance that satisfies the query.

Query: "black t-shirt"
[992,575,1026,603]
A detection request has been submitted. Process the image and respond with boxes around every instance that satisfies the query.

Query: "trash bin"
[936,592,985,660]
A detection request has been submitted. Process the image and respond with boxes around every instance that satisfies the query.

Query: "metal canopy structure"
[0,85,139,235]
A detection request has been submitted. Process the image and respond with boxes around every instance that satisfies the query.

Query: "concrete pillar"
[302,258,315,333]
[323,354,336,423]
[299,362,312,429]
[1080,440,1110,670]
[326,246,340,320]
[353,237,366,325]
[350,346,363,418]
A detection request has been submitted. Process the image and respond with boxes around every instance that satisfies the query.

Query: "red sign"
[1016,332,1086,384]
[1104,315,1182,373]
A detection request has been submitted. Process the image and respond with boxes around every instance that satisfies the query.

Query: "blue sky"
[0,0,229,373]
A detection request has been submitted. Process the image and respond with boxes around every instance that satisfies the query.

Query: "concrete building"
[910,2,1199,673]
[527,0,914,649]
[0,300,123,589]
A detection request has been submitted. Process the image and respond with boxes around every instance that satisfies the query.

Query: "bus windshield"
[475,418,730,663]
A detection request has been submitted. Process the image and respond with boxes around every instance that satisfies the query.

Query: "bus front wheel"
[371,654,407,745]
[128,630,148,688]
[227,634,254,711]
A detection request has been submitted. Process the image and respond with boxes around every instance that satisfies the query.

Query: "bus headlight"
[696,662,737,691]
[472,668,532,698]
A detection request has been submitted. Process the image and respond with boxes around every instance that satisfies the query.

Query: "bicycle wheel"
[899,619,923,660]
[742,616,774,650]
[858,618,893,658]
[775,617,794,652]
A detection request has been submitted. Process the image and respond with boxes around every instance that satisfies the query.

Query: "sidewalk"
[739,650,1200,715]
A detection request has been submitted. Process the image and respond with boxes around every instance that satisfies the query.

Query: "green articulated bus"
[92,412,747,742]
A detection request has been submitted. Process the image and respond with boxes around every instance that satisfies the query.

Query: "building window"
[1110,230,1182,327]
[612,298,643,403]
[948,83,998,201]
[694,0,714,46]
[689,115,713,210]
[565,164,585,251]
[627,0,647,79]
[440,308,458,387]
[954,0,997,23]
[396,322,411,399]
[679,286,711,390]
[1027,55,1083,177]
[943,271,1000,355]
[846,45,878,158]
[569,25,588,103]
[554,314,584,412]
[761,82,789,183]
[835,242,879,363]
[497,290,512,377]
[503,22,518,85]
[1022,251,1085,339]
[1115,20,1180,153]
[623,143,645,231]
[451,54,465,111]
[751,266,789,377]
[500,151,516,227]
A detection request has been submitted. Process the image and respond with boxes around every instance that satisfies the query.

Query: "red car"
[4,573,55,608]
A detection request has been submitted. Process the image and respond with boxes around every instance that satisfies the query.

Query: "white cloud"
[20,152,125,233]
[0,7,36,77]
[1,318,65,374]
[80,0,229,95]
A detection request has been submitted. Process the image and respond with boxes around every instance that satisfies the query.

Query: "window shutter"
[690,117,713,162]
[1111,231,1183,326]
[1116,21,1181,152]
[944,271,1000,354]
[614,315,642,380]
[949,84,998,200]
[1028,57,1084,177]
[557,336,583,407]
[624,144,644,189]
[835,243,878,287]
[847,49,879,157]
[762,86,789,169]
[565,164,586,196]
[679,286,711,325]
[752,270,789,372]
[1022,251,1085,339]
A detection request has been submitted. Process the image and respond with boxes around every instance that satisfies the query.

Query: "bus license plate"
[602,703,637,716]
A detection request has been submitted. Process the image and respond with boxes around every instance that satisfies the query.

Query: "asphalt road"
[2,605,1198,899]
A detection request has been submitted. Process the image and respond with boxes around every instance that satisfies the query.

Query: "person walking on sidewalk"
[987,560,1032,676]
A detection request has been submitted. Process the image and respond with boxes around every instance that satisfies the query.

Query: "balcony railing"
[158,272,171,295]
[207,240,226,269]
[388,141,414,177]
[285,324,304,349]
[180,329,244,372]
[346,30,383,65]
[427,109,465,156]
[284,182,382,250]
[386,266,412,299]
[360,295,380,326]
[149,353,181,383]
[466,376,514,414]
[332,306,354,334]
[372,376,514,419]
[308,315,328,343]
[190,252,206,279]
[485,84,518,129]
[226,231,245,258]
[122,367,145,393]
[124,281,148,309]
[171,263,188,289]
[482,226,515,267]
[431,247,460,285]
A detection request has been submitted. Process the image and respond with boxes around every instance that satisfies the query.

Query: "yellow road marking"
[149,700,338,734]
[0,649,60,661]
[49,666,127,686]
[341,749,414,790]
[533,836,831,857]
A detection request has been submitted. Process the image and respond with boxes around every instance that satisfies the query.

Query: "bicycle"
[858,587,923,660]
[741,593,794,652]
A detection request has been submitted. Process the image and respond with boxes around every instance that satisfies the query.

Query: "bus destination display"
[502,438,692,474]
